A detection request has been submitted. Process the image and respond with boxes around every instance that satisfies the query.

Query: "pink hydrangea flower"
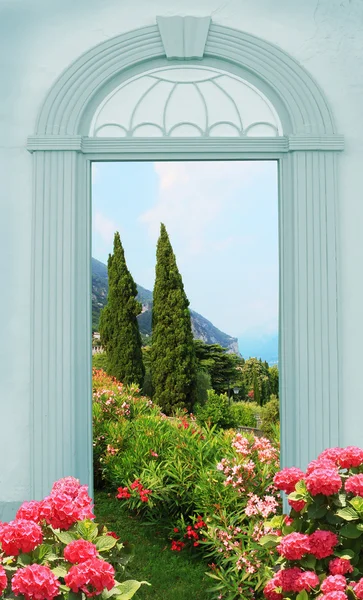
[64,539,98,564]
[276,532,310,560]
[65,558,115,597]
[39,477,94,530]
[0,519,43,556]
[306,467,342,496]
[288,498,306,512]
[345,474,363,496]
[295,571,320,592]
[263,577,283,600]
[321,576,347,593]
[318,447,343,464]
[0,565,7,596]
[306,459,337,476]
[320,592,348,600]
[16,501,43,524]
[309,530,339,559]
[329,558,354,576]
[273,467,305,494]
[12,564,60,600]
[338,447,363,469]
[353,578,363,599]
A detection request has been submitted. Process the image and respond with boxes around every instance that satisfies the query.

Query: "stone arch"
[28,18,343,500]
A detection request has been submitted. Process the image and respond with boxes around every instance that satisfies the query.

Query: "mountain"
[92,257,239,354]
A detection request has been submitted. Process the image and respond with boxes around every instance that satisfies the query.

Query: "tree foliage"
[151,223,197,413]
[194,340,242,395]
[99,232,145,386]
[236,357,278,405]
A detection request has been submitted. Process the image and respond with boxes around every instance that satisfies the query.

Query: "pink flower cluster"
[64,539,98,564]
[264,567,320,599]
[65,558,115,597]
[277,530,338,561]
[0,518,43,556]
[12,564,60,600]
[273,468,305,495]
[40,476,95,530]
[329,558,354,576]
[0,565,7,596]
[245,494,279,518]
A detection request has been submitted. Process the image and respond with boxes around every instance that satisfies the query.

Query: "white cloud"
[139,161,271,257]
[93,212,119,245]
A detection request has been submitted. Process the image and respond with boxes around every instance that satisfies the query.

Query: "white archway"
[28,17,343,499]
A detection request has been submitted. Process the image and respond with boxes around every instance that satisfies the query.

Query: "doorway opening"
[91,159,279,595]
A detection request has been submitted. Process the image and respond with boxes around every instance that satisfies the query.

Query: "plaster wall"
[1,0,363,508]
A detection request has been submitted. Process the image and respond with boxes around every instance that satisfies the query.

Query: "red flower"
[39,478,94,530]
[329,558,353,576]
[273,468,305,494]
[106,531,119,540]
[173,528,179,533]
[353,578,363,599]
[306,467,342,496]
[321,576,347,593]
[306,459,337,475]
[171,540,185,552]
[338,447,363,469]
[263,577,283,600]
[276,532,310,560]
[130,479,143,492]
[12,564,60,600]
[0,565,7,596]
[16,501,43,524]
[0,519,43,556]
[116,487,131,499]
[309,530,338,559]
[345,474,363,496]
[64,539,98,564]
[65,558,115,597]
[321,592,348,600]
[288,498,306,512]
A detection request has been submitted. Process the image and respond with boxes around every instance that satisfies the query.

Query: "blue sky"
[92,161,278,348]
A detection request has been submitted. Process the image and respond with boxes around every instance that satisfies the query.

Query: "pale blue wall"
[1,0,363,515]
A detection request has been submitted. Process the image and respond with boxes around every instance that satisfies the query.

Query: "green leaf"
[115,580,150,600]
[266,516,284,529]
[288,492,305,501]
[259,534,280,548]
[95,536,117,552]
[51,566,68,578]
[333,493,347,508]
[296,590,309,600]
[53,530,78,545]
[326,511,343,525]
[295,480,307,495]
[335,549,355,560]
[300,555,316,569]
[340,523,363,538]
[350,497,363,515]
[17,553,32,566]
[76,520,99,541]
[336,507,359,521]
[307,505,327,519]
[68,592,83,600]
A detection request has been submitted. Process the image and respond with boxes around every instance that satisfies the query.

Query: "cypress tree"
[151,223,197,413]
[99,232,145,386]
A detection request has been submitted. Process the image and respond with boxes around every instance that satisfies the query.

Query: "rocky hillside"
[92,257,239,353]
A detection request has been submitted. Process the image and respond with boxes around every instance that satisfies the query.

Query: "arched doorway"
[28,17,343,498]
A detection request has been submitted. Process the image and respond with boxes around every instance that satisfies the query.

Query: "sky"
[92,161,278,350]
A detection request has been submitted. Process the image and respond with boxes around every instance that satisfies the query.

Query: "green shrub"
[195,370,212,406]
[260,394,280,438]
[92,352,108,370]
[195,389,234,429]
[229,401,261,428]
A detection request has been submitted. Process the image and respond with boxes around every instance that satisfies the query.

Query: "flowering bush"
[93,368,281,599]
[0,476,149,600]
[261,445,363,600]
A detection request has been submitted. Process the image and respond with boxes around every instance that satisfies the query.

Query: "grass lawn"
[94,491,212,600]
